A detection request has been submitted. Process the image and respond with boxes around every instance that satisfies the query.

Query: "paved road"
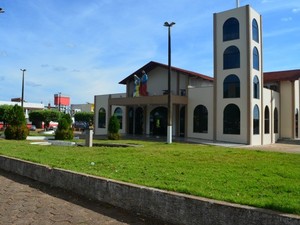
[0,170,169,225]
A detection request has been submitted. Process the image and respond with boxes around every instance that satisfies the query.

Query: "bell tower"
[213,5,263,145]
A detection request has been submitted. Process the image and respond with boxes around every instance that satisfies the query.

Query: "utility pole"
[164,22,175,144]
[20,69,26,109]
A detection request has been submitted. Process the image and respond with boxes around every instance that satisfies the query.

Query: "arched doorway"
[135,107,144,135]
[179,106,186,137]
[150,107,167,136]
[128,107,144,135]
[128,107,134,134]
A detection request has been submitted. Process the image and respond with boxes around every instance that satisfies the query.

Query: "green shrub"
[55,128,73,140]
[55,115,73,140]
[5,124,29,140]
[108,115,120,140]
[4,105,29,140]
[57,118,69,130]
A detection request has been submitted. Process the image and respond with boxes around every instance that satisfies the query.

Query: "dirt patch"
[241,143,300,154]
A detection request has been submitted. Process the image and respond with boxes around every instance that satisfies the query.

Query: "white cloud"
[281,17,293,22]
[292,8,300,13]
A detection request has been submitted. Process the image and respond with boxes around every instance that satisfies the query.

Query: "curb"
[0,155,299,225]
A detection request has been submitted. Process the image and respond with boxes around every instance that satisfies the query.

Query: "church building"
[94,5,300,145]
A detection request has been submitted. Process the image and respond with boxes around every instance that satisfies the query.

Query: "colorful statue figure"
[139,70,148,96]
[133,74,140,97]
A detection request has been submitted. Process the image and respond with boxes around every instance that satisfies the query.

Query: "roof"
[119,61,300,84]
[264,69,300,83]
[119,61,213,84]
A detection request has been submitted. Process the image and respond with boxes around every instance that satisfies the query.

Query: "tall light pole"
[164,21,175,144]
[58,92,61,112]
[20,69,26,109]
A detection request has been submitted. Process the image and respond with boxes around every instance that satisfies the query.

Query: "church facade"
[94,5,300,145]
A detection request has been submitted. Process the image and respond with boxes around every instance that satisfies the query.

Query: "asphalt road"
[0,170,169,225]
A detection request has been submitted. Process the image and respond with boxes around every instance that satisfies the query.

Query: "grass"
[0,138,299,215]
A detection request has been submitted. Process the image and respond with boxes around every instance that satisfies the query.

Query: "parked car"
[30,125,36,131]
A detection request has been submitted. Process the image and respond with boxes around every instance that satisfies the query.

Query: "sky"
[0,0,300,106]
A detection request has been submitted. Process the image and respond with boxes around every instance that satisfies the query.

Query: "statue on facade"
[139,70,148,96]
[133,74,140,97]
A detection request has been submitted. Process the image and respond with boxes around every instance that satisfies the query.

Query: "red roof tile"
[264,70,300,82]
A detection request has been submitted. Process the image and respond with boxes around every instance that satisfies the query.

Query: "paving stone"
[0,170,170,225]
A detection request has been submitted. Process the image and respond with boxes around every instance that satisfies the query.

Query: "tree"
[107,115,120,140]
[29,110,61,129]
[0,105,13,128]
[4,105,29,140]
[74,112,94,129]
[74,112,94,125]
[43,110,61,129]
[28,110,44,128]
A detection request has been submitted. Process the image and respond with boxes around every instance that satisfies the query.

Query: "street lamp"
[164,21,175,144]
[58,92,61,112]
[20,69,26,109]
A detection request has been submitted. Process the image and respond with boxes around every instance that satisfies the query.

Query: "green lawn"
[0,138,299,215]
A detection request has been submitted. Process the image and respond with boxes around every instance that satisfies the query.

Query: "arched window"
[274,108,279,133]
[193,105,208,133]
[253,47,259,70]
[114,107,123,129]
[223,17,240,41]
[223,74,240,98]
[98,107,106,128]
[252,19,259,43]
[264,106,270,134]
[223,104,240,134]
[253,105,260,134]
[224,46,240,69]
[253,76,260,99]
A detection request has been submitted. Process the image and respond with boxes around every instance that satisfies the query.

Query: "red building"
[54,94,70,112]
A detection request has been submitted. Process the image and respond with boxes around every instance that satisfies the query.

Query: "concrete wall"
[187,86,214,140]
[280,81,293,138]
[0,156,299,225]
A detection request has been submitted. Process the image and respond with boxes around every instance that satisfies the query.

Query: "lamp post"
[20,69,26,109]
[164,21,175,144]
[58,92,61,112]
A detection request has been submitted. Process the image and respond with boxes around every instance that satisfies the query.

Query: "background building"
[54,93,70,113]
[94,5,300,145]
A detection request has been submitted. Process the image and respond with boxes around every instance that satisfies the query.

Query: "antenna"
[236,0,240,8]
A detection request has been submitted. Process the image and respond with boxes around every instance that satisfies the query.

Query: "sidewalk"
[0,170,168,225]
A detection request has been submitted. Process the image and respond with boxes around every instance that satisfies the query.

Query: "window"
[264,106,270,134]
[193,105,208,133]
[223,104,240,134]
[98,108,106,128]
[224,46,240,69]
[252,19,259,43]
[114,107,123,129]
[274,108,279,133]
[223,74,240,98]
[253,76,260,99]
[253,105,260,134]
[253,47,259,70]
[223,17,240,41]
